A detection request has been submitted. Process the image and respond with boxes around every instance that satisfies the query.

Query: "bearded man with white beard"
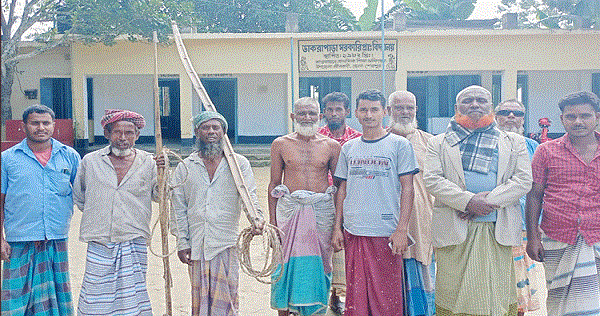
[269,97,341,316]
[387,91,436,316]
[74,109,165,315]
[494,99,542,316]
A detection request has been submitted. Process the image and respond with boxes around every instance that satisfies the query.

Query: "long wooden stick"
[153,31,173,316]
[170,22,260,224]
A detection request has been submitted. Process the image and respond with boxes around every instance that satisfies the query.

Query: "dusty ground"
[66,165,545,315]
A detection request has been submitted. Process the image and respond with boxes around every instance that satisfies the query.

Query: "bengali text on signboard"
[298,39,398,72]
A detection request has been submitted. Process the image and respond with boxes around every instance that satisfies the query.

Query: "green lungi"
[435,222,517,316]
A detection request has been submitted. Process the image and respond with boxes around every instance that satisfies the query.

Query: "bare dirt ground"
[64,165,546,315]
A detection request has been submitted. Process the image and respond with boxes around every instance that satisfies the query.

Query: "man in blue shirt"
[1,104,80,315]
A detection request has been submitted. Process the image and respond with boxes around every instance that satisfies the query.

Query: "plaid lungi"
[1,239,73,316]
[189,247,239,316]
[436,222,517,316]
[543,234,600,316]
[77,237,152,316]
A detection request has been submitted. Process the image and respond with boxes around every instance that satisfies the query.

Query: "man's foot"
[329,294,345,315]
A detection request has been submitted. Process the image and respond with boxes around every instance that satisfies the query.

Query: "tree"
[1,0,191,122]
[190,0,357,33]
[500,0,599,28]
[362,0,477,31]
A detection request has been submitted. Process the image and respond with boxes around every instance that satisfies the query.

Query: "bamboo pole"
[153,31,173,316]
[170,22,260,225]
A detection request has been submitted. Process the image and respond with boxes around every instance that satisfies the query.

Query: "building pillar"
[502,69,518,101]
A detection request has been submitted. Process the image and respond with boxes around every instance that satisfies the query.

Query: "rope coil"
[237,223,284,284]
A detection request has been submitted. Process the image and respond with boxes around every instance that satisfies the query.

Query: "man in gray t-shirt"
[332,89,418,315]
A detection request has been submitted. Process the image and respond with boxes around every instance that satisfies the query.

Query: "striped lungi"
[404,258,436,316]
[189,247,239,316]
[77,237,152,316]
[1,239,73,316]
[512,231,542,313]
[543,234,600,316]
[331,250,346,296]
[435,222,517,316]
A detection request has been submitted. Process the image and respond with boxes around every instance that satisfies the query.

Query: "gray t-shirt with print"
[334,133,419,237]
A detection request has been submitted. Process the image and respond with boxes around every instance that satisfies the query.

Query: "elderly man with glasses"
[495,99,542,316]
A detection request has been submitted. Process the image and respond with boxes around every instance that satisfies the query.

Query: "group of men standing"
[1,86,599,316]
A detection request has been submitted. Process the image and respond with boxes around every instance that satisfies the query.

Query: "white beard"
[390,119,418,135]
[499,125,525,135]
[110,146,133,157]
[294,120,319,137]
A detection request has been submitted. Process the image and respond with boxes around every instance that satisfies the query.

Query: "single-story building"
[6,28,600,151]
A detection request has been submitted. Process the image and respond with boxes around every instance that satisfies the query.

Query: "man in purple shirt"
[526,91,600,316]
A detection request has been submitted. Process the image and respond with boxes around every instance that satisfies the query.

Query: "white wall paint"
[91,75,155,137]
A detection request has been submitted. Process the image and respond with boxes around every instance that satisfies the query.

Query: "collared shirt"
[73,146,157,244]
[318,125,362,146]
[171,152,261,261]
[532,132,600,245]
[318,125,362,185]
[1,138,80,242]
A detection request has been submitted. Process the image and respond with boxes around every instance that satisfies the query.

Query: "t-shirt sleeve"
[531,144,548,186]
[397,139,420,176]
[333,144,349,181]
[1,152,7,194]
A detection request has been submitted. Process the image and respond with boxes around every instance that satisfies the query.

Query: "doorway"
[159,78,181,139]
[200,78,237,143]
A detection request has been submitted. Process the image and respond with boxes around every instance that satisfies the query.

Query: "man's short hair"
[322,92,350,110]
[496,99,525,112]
[294,97,319,112]
[22,104,55,123]
[356,89,386,108]
[558,91,600,113]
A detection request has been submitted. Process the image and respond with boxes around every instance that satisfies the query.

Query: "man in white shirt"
[171,111,264,316]
[74,109,164,315]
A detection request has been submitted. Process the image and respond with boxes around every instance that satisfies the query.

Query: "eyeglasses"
[496,110,525,117]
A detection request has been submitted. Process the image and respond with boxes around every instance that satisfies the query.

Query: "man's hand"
[526,237,544,262]
[1,238,11,261]
[465,191,499,216]
[177,248,192,265]
[457,211,478,221]
[331,228,344,252]
[154,153,167,169]
[389,230,409,256]
[251,217,265,235]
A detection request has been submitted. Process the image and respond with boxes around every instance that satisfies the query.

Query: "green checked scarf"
[445,119,499,174]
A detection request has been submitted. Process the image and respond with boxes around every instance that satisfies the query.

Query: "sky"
[344,0,504,20]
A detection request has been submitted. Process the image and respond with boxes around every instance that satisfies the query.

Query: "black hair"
[322,92,350,110]
[22,104,55,122]
[558,91,600,112]
[356,89,386,108]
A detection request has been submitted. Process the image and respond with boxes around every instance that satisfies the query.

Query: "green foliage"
[190,0,357,33]
[358,0,379,31]
[501,0,599,28]
[401,0,476,20]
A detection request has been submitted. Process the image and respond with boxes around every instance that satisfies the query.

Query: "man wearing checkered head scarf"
[73,109,165,315]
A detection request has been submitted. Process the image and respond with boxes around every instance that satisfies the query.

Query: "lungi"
[344,231,404,316]
[331,250,346,296]
[189,247,239,316]
[270,185,336,315]
[404,258,436,316]
[77,237,152,316]
[543,234,600,316]
[512,232,542,313]
[436,222,517,316]
[1,239,73,316]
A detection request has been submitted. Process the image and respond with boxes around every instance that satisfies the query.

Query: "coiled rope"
[237,222,284,284]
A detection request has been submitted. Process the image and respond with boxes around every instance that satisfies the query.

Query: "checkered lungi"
[1,239,73,316]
